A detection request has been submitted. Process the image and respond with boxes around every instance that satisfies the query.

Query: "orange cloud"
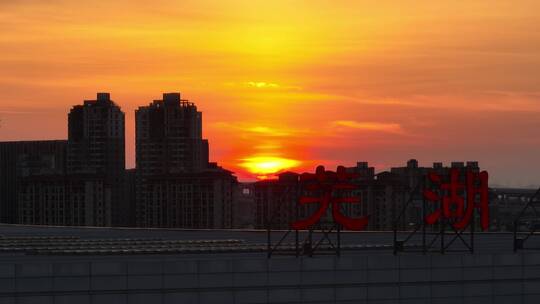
[246,81,279,88]
[212,122,309,137]
[332,120,403,134]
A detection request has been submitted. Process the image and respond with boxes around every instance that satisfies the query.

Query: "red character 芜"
[291,165,369,231]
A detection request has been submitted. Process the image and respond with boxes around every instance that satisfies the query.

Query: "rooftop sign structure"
[424,168,489,231]
[292,165,368,231]
[266,165,367,257]
[513,187,540,251]
[265,164,494,257]
[394,168,490,254]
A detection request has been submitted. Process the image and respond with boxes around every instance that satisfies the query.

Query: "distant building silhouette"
[253,172,303,229]
[9,94,126,227]
[489,187,538,231]
[123,168,137,227]
[253,163,375,230]
[18,174,114,226]
[139,166,236,228]
[0,140,67,223]
[233,183,256,229]
[254,160,485,231]
[134,93,235,228]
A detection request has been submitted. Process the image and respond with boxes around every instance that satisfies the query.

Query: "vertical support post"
[295,185,300,257]
[393,189,398,255]
[267,224,271,258]
[337,224,341,256]
[295,229,299,257]
[393,221,398,255]
[308,229,313,257]
[440,218,445,254]
[470,212,475,254]
[422,177,427,254]
[513,220,518,252]
[440,223,444,254]
[439,176,445,254]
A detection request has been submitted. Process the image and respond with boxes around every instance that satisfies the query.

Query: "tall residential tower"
[67,92,125,176]
[135,92,208,176]
[135,93,235,228]
[67,93,126,226]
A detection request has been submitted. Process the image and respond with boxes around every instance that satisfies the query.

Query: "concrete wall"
[1,253,540,304]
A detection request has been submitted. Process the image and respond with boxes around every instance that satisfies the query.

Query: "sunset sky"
[1,0,539,186]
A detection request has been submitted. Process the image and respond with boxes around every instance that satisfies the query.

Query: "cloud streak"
[332,120,403,134]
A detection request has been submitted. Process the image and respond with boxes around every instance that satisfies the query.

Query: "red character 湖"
[424,168,489,230]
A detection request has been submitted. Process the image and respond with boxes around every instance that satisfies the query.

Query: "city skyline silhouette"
[1,91,535,188]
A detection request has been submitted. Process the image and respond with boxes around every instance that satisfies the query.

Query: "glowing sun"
[239,156,301,179]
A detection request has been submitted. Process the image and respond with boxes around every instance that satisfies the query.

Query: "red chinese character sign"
[394,167,490,255]
[291,165,369,231]
[424,168,489,230]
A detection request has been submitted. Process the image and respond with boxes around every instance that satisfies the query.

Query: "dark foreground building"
[0,225,539,304]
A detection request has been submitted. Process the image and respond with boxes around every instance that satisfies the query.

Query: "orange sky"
[1,0,539,186]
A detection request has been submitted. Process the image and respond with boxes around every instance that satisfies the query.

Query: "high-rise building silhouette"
[67,93,126,225]
[135,92,208,175]
[67,92,125,176]
[134,93,235,228]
